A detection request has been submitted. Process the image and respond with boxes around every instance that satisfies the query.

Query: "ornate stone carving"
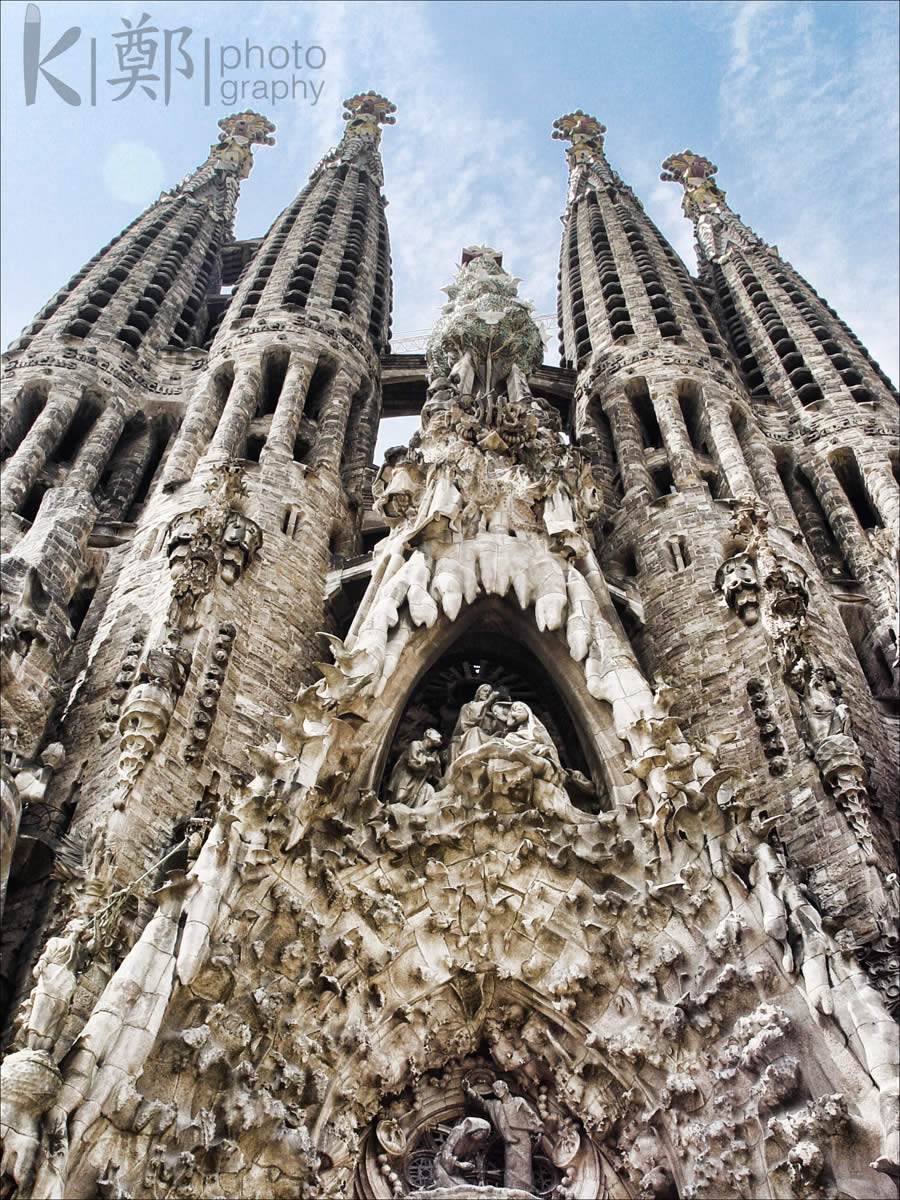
[184,622,236,763]
[117,633,192,791]
[386,727,442,807]
[461,1077,544,1193]
[746,678,788,775]
[715,552,760,624]
[798,664,876,862]
[165,462,261,629]
[431,1115,492,1187]
[661,149,764,260]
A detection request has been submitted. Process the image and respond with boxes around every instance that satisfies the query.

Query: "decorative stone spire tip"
[552,110,607,161]
[342,91,397,138]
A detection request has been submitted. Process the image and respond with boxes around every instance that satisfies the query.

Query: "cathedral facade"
[0,94,898,1200]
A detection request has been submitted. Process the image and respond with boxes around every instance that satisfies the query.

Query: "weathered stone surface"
[0,97,897,1200]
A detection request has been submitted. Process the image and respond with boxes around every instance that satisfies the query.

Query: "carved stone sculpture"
[715,552,760,624]
[462,1077,544,1192]
[386,728,442,807]
[431,1115,491,1188]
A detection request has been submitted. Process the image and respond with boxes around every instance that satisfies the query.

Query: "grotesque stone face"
[220,513,262,584]
[715,553,760,624]
[166,511,205,571]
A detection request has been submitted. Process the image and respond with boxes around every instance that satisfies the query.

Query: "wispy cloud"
[706,0,899,381]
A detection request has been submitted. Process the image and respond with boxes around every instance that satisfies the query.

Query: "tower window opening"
[50,391,103,465]
[676,383,703,452]
[126,421,171,518]
[627,381,664,450]
[782,463,850,579]
[245,434,265,463]
[652,464,676,496]
[2,382,49,460]
[304,357,336,426]
[20,481,49,524]
[258,348,290,416]
[830,449,883,530]
[667,537,691,571]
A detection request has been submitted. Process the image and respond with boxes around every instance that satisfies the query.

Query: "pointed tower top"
[206,110,276,180]
[426,248,542,384]
[660,150,726,219]
[660,149,763,261]
[552,111,607,166]
[342,91,397,145]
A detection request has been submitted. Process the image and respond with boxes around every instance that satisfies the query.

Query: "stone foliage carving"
[117,633,192,792]
[165,462,261,629]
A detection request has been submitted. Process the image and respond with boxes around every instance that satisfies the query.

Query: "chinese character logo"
[108,12,193,103]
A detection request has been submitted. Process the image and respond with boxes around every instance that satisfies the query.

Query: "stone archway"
[344,595,631,807]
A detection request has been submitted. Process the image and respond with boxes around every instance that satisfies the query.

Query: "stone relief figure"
[462,1077,544,1193]
[387,729,443,808]
[21,917,87,1051]
[715,552,760,625]
[220,512,262,584]
[448,685,501,763]
[431,1115,492,1188]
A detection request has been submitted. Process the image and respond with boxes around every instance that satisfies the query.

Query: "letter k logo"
[24,3,81,105]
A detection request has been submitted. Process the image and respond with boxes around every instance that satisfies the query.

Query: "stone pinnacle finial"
[208,110,276,179]
[552,110,607,165]
[660,150,726,218]
[425,247,542,383]
[342,91,397,145]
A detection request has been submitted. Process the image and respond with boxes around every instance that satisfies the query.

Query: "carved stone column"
[706,399,756,499]
[603,391,654,498]
[66,399,128,494]
[655,389,697,488]
[262,354,315,457]
[207,361,262,460]
[0,384,84,514]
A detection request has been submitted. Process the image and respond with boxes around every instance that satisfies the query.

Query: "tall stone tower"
[0,99,897,1200]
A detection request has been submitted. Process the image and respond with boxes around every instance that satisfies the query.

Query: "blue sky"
[2,0,898,395]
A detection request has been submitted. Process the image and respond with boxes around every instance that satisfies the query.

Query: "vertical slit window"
[830,449,883,530]
[258,349,290,416]
[627,380,663,450]
[50,391,103,465]
[2,382,49,460]
[676,384,703,451]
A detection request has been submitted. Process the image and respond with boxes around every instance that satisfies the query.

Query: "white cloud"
[710,0,899,381]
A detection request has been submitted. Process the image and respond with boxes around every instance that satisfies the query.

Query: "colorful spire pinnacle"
[205,110,276,179]
[660,150,727,219]
[341,91,397,146]
[552,111,607,166]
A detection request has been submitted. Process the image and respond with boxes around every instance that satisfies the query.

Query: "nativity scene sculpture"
[382,693,584,844]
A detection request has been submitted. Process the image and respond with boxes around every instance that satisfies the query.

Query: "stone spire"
[661,147,898,407]
[4,113,274,359]
[216,91,395,349]
[553,114,729,374]
[425,245,543,393]
[660,149,761,264]
[662,150,898,702]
